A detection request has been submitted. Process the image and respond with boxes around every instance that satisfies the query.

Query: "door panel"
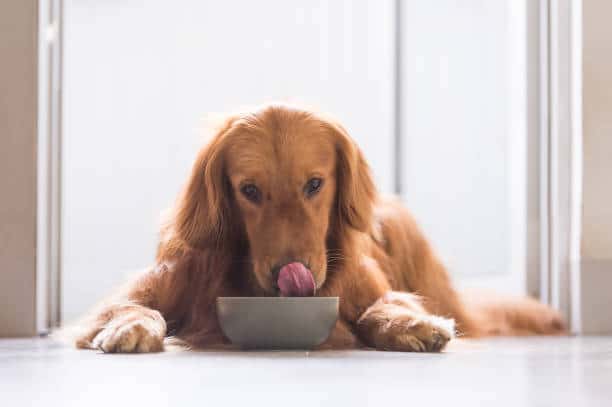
[399,0,527,293]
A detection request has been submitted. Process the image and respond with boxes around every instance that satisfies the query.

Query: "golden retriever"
[73,104,565,353]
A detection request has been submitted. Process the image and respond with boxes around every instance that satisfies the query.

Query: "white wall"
[400,0,527,293]
[580,0,612,334]
[582,0,612,261]
[61,0,395,321]
[0,0,38,337]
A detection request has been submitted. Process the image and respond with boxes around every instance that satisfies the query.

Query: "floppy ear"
[328,121,377,232]
[166,118,236,248]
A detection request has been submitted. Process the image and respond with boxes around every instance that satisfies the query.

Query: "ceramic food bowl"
[216,297,339,349]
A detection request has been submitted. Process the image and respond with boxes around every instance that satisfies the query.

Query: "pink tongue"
[277,262,316,297]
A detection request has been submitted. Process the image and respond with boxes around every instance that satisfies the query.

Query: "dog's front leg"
[355,292,455,352]
[73,263,185,353]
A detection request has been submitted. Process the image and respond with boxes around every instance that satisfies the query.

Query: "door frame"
[37,0,63,333]
[538,0,583,333]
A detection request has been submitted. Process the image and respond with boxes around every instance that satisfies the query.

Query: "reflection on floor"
[1,336,610,406]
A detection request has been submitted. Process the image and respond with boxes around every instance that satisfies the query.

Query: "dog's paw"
[391,315,455,352]
[92,314,165,353]
[372,314,455,352]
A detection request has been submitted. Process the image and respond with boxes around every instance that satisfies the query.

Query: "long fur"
[68,104,565,353]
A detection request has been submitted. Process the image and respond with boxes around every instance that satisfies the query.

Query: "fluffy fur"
[72,104,565,353]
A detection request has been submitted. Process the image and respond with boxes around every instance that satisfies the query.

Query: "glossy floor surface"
[1,336,610,406]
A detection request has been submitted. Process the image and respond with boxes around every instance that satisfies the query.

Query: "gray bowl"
[216,297,339,350]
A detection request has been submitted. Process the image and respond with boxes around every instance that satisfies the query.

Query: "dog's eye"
[240,184,261,203]
[304,178,323,198]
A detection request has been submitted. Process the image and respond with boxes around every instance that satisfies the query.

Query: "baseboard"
[580,259,612,334]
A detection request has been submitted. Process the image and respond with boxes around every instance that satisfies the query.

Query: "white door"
[61,0,395,321]
[399,0,529,294]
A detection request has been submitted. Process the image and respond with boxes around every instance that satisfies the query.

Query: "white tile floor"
[1,337,611,406]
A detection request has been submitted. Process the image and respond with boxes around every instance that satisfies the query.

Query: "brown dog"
[73,104,565,353]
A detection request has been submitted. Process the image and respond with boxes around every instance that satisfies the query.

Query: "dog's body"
[74,105,564,353]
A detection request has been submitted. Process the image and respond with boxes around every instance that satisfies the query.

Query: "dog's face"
[169,105,375,296]
[225,113,340,294]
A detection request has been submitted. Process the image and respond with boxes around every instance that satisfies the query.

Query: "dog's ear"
[327,121,376,232]
[165,117,237,249]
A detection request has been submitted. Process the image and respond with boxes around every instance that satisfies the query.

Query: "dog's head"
[167,105,375,296]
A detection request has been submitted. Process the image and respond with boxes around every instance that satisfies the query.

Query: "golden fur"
[73,104,565,353]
